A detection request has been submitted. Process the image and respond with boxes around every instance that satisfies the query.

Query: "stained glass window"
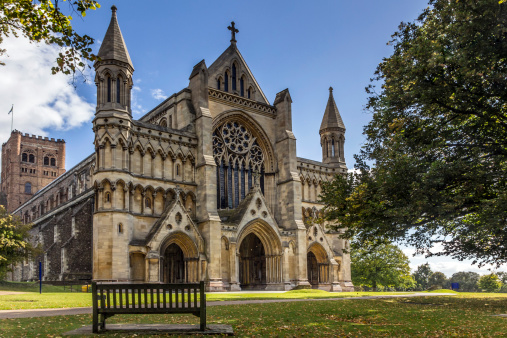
[213,121,265,209]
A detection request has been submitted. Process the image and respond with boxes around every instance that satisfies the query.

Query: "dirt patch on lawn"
[0,291,29,295]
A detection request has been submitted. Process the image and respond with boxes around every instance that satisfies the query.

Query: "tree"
[351,242,414,291]
[478,273,503,292]
[449,271,480,292]
[0,0,101,74]
[495,272,507,292]
[321,0,507,267]
[0,205,38,280]
[412,263,433,290]
[428,271,448,289]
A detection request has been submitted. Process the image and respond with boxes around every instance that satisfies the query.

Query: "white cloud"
[151,88,167,101]
[131,85,146,116]
[0,35,94,144]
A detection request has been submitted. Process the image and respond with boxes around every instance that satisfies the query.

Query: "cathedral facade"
[6,7,353,291]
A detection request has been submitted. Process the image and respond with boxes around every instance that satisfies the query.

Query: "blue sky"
[1,0,504,276]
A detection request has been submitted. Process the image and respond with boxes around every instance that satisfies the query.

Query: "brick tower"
[0,130,66,213]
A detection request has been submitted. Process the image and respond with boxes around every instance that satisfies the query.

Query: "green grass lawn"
[0,288,415,310]
[1,293,506,337]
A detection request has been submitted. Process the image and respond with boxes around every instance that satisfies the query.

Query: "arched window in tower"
[44,156,49,165]
[25,182,31,194]
[217,78,221,90]
[213,121,266,209]
[176,164,180,176]
[232,64,237,91]
[22,153,28,162]
[240,76,244,96]
[29,154,35,163]
[247,87,252,99]
[105,192,111,203]
[224,72,229,92]
[116,76,121,103]
[50,158,56,166]
[332,139,335,157]
[160,118,167,127]
[107,76,112,102]
[145,197,152,209]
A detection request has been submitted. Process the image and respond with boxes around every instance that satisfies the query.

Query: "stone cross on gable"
[228,21,239,44]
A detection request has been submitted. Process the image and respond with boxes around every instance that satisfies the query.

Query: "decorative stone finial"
[111,5,117,14]
[329,86,333,93]
[228,21,239,44]
[253,171,261,187]
[174,185,182,198]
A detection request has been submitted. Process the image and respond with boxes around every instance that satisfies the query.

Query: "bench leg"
[200,307,206,331]
[92,309,98,333]
[100,314,106,331]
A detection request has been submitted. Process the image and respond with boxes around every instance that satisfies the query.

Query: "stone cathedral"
[5,7,353,291]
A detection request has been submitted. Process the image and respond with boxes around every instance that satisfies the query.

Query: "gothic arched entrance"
[160,232,200,283]
[164,244,185,283]
[239,233,266,289]
[307,243,330,288]
[307,251,319,286]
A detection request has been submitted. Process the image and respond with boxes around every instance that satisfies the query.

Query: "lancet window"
[224,73,229,92]
[213,121,265,209]
[116,77,121,103]
[232,64,237,91]
[107,77,112,102]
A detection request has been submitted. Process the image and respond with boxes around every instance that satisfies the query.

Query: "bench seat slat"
[97,308,200,314]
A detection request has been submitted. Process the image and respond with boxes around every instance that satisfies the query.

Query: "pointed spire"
[97,5,133,69]
[320,87,345,132]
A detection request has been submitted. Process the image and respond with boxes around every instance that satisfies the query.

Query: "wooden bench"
[91,281,206,333]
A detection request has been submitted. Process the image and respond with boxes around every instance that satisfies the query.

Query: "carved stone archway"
[160,232,200,283]
[236,220,283,290]
[307,242,330,287]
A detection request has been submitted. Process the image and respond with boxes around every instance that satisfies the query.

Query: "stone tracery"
[213,121,265,209]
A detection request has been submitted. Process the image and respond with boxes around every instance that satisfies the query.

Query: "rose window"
[221,122,252,154]
[213,121,265,209]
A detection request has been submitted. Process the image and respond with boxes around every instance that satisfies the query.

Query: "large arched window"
[213,121,265,209]
[22,153,28,162]
[29,154,35,163]
[44,156,49,165]
[240,76,245,97]
[25,182,31,194]
[50,158,56,166]
[224,72,229,92]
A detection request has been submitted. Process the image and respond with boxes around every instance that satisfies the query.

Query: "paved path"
[0,293,455,319]
[0,291,28,295]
